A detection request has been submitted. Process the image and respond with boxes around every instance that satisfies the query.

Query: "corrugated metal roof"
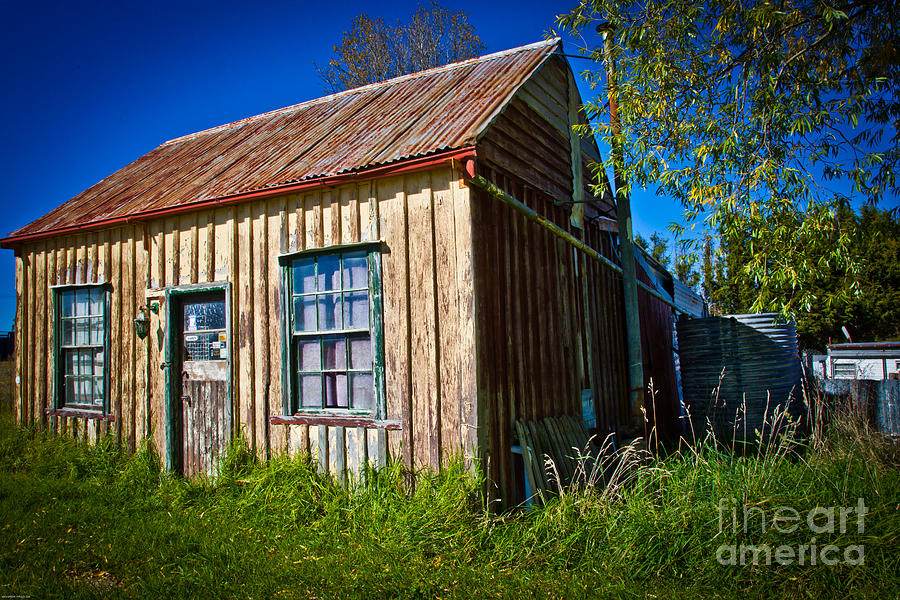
[8,39,559,240]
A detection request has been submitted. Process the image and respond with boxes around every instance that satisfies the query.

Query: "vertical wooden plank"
[46,242,59,434]
[23,251,35,427]
[110,232,123,445]
[14,252,24,426]
[358,183,371,243]
[268,198,288,455]
[496,183,514,501]
[88,233,98,284]
[179,214,196,285]
[328,425,345,481]
[150,288,166,458]
[65,241,76,285]
[345,426,367,481]
[544,206,563,421]
[516,197,538,426]
[506,192,526,429]
[432,169,460,461]
[202,216,214,283]
[236,203,255,450]
[214,208,230,281]
[58,244,72,434]
[292,194,304,252]
[367,428,387,469]
[252,202,269,458]
[322,190,336,246]
[34,249,47,429]
[304,191,323,250]
[345,427,359,481]
[451,176,479,465]
[135,227,149,444]
[228,207,239,439]
[317,425,329,474]
[124,232,137,451]
[76,236,87,284]
[378,175,410,466]
[199,381,208,475]
[149,221,163,289]
[163,219,177,288]
[289,424,309,456]
[530,193,549,422]
[340,185,360,245]
[407,172,440,470]
[487,181,509,499]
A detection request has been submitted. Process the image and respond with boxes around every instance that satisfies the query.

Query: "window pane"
[184,300,225,332]
[324,373,348,408]
[318,294,341,331]
[75,318,89,346]
[61,290,75,318]
[80,350,92,376]
[89,288,104,316]
[65,377,75,405]
[322,336,346,370]
[89,317,104,345]
[293,296,317,332]
[350,373,374,410]
[92,377,104,406]
[298,339,320,371]
[317,255,340,291]
[299,374,322,408]
[349,337,371,369]
[293,258,316,293]
[343,291,368,330]
[94,349,105,376]
[75,289,89,316]
[62,319,74,346]
[65,351,78,375]
[76,377,89,405]
[342,252,368,289]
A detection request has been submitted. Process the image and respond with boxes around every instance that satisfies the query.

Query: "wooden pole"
[599,23,645,432]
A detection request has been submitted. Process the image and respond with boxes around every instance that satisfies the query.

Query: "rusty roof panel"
[9,39,559,239]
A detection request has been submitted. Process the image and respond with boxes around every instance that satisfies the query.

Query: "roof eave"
[0,146,477,249]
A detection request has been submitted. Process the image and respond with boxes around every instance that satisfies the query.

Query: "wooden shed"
[2,39,680,502]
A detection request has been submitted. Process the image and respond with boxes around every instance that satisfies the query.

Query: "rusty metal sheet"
[9,39,559,240]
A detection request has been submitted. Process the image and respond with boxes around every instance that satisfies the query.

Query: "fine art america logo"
[716,498,867,566]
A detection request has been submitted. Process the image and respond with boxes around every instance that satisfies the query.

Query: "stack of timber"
[514,415,599,501]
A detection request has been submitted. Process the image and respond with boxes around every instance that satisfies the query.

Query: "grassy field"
[0,368,898,599]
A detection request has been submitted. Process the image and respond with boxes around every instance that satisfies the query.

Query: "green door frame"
[163,282,232,473]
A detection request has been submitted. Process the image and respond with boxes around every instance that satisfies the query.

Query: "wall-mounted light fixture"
[134,306,150,339]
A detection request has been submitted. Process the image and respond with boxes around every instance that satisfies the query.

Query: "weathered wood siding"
[13,167,477,479]
[14,226,150,448]
[472,52,679,502]
[470,170,589,502]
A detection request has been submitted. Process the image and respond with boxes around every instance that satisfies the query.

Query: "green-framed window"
[54,285,109,411]
[281,243,384,416]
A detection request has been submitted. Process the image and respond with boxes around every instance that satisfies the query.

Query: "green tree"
[710,205,900,347]
[317,3,485,92]
[559,0,899,318]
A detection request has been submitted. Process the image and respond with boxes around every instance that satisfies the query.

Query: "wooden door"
[177,292,229,477]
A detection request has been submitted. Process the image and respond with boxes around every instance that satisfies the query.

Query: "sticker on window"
[185,335,199,342]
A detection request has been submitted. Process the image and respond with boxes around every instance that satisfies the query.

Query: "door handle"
[182,395,191,406]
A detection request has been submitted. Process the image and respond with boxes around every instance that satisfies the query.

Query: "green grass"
[0,370,898,599]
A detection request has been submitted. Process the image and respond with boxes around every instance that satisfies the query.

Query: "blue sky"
[0,0,764,331]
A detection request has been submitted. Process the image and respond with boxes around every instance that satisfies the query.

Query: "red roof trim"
[1,147,476,247]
